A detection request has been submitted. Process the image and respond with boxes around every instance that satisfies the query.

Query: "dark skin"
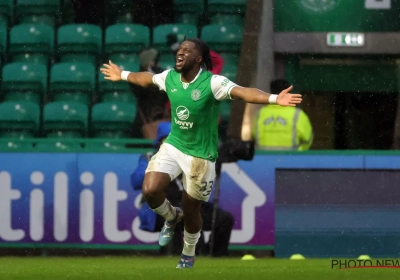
[100,40,302,234]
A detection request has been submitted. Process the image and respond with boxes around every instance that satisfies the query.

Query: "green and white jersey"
[153,68,237,162]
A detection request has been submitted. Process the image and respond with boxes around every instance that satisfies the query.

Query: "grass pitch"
[0,257,399,280]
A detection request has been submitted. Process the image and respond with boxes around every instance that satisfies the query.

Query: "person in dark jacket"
[131,121,234,256]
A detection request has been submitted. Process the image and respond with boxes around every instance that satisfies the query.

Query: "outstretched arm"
[230,85,302,106]
[100,60,154,88]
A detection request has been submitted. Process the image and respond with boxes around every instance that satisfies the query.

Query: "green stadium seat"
[107,53,139,64]
[57,24,102,64]
[35,139,82,151]
[3,91,41,105]
[0,16,7,53]
[16,0,61,19]
[0,101,40,138]
[84,140,127,151]
[0,139,34,151]
[43,101,88,138]
[175,13,199,26]
[2,63,48,93]
[12,53,50,65]
[221,62,237,82]
[105,0,134,26]
[220,53,239,66]
[207,0,246,15]
[210,14,244,25]
[173,0,204,16]
[102,91,137,104]
[59,54,97,65]
[153,24,197,53]
[0,0,14,22]
[159,61,175,70]
[99,62,139,93]
[159,53,175,70]
[105,24,150,54]
[19,15,55,26]
[91,102,136,138]
[9,24,54,58]
[201,24,243,53]
[50,62,95,95]
[53,91,90,105]
[61,0,75,25]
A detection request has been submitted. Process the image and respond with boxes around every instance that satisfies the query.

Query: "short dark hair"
[184,38,214,71]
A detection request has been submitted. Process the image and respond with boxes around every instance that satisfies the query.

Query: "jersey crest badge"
[191,90,201,101]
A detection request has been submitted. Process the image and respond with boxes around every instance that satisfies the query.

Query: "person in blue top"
[131,121,234,256]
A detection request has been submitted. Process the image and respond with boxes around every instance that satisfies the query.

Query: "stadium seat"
[0,0,14,23]
[0,101,40,138]
[207,0,246,15]
[50,62,95,95]
[159,61,175,70]
[43,101,88,138]
[153,24,197,53]
[159,53,175,69]
[221,62,237,82]
[0,139,34,151]
[107,53,139,64]
[175,13,199,26]
[201,24,243,53]
[16,0,61,19]
[91,102,136,138]
[61,0,75,25]
[102,91,137,104]
[220,53,239,66]
[57,24,102,64]
[12,53,50,65]
[173,0,204,16]
[2,63,47,93]
[105,0,134,26]
[53,91,90,105]
[84,140,127,151]
[9,24,54,61]
[35,139,82,151]
[98,62,139,93]
[0,16,7,54]
[210,14,244,25]
[105,24,150,54]
[3,92,41,105]
[19,15,55,26]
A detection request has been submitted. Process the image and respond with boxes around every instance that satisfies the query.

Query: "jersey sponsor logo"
[191,90,201,101]
[171,88,177,92]
[174,118,193,129]
[176,106,190,120]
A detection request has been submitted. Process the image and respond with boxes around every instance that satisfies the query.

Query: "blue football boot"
[158,207,183,246]
[176,254,195,269]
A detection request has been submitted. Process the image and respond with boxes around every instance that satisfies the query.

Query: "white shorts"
[145,143,216,201]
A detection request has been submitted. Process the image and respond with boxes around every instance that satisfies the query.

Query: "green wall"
[274,0,400,32]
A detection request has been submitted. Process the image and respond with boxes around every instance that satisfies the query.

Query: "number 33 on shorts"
[200,181,214,197]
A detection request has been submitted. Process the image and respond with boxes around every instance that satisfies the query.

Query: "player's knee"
[142,182,159,201]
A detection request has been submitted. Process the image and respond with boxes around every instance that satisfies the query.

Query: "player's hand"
[100,60,122,81]
[277,86,302,107]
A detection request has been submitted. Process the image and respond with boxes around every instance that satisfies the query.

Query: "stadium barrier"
[0,146,399,257]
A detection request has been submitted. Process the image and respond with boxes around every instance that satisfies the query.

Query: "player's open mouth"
[176,57,184,67]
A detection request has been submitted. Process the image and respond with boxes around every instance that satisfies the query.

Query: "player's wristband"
[121,71,130,81]
[269,94,278,104]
